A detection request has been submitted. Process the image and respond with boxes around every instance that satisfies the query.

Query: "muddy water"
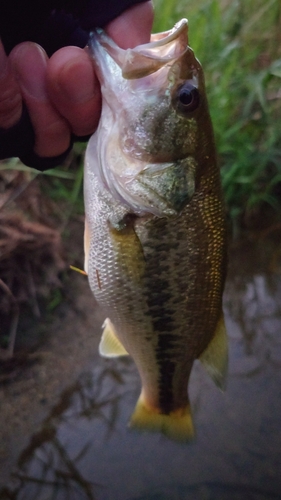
[1,234,281,500]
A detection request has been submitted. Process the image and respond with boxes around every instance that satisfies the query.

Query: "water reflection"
[1,237,281,500]
[1,360,139,500]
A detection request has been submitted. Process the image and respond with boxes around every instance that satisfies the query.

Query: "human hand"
[0,1,154,167]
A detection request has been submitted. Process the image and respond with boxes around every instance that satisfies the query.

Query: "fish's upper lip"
[143,18,188,48]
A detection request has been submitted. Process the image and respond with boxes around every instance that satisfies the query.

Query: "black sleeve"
[0,0,148,169]
[0,0,149,55]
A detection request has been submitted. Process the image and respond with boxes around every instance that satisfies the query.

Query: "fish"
[84,18,228,441]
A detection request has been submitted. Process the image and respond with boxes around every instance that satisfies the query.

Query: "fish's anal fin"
[99,318,129,358]
[129,394,194,442]
[199,311,228,390]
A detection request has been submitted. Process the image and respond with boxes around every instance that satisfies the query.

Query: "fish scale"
[84,19,228,440]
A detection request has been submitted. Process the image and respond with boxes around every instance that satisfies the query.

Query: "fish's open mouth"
[89,18,189,79]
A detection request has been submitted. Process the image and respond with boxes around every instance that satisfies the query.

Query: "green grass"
[154,0,281,224]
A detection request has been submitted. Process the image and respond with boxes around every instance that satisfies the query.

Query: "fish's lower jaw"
[129,396,194,442]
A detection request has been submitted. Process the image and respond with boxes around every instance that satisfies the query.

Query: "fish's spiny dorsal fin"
[99,318,129,358]
[199,311,228,390]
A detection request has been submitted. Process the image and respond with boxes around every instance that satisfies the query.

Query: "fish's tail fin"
[129,394,194,442]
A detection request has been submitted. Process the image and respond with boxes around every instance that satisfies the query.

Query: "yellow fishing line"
[69,265,87,276]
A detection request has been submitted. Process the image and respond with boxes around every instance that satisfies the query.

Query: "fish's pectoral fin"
[99,318,129,358]
[199,311,228,390]
[129,393,194,442]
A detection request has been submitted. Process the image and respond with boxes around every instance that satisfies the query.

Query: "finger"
[105,1,154,49]
[46,46,101,137]
[0,41,22,129]
[9,42,71,158]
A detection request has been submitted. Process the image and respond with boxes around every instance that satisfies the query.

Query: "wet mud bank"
[0,225,281,499]
[0,270,104,489]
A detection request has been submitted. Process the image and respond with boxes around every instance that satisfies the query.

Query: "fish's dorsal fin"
[99,318,129,357]
[199,312,228,390]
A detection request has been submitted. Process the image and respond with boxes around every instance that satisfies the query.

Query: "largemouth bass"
[84,18,227,441]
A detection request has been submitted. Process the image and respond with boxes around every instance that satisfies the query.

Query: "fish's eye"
[176,82,200,113]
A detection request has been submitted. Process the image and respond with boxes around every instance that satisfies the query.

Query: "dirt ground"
[0,219,104,488]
